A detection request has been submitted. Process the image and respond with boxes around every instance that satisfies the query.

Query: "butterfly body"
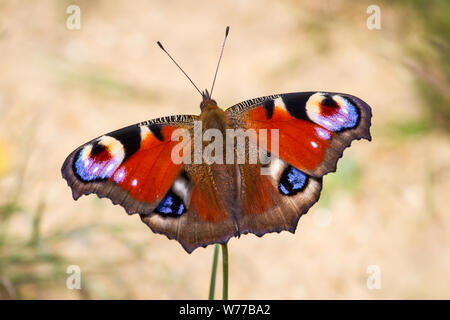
[62,91,372,253]
[200,99,229,134]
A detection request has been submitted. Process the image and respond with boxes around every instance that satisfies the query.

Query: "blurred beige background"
[0,0,449,299]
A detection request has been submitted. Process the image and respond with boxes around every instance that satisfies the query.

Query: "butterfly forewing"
[61,116,196,214]
[226,91,372,177]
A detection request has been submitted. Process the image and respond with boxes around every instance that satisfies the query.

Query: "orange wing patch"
[110,126,187,204]
[245,106,333,173]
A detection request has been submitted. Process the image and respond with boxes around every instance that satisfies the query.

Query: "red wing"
[226,92,372,177]
[62,116,195,214]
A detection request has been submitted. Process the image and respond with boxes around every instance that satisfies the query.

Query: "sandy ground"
[0,0,449,299]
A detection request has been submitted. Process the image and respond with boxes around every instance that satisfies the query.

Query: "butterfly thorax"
[199,98,229,133]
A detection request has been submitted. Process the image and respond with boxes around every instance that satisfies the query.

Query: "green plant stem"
[208,244,219,300]
[221,243,228,300]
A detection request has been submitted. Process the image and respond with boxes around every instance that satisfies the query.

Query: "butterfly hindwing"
[236,157,323,237]
[140,163,241,253]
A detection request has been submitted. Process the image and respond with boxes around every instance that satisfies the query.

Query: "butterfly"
[61,28,372,253]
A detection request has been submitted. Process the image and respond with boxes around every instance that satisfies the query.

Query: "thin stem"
[221,243,228,300]
[208,244,220,300]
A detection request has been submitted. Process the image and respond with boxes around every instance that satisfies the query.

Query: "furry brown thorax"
[199,91,229,133]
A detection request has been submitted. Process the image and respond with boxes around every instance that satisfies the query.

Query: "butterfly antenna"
[157,41,203,96]
[210,26,230,97]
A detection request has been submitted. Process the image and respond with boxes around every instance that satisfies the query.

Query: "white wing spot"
[268,157,285,179]
[132,179,138,187]
[140,126,151,141]
[273,97,287,110]
[315,127,330,139]
[173,178,188,200]
[311,141,318,148]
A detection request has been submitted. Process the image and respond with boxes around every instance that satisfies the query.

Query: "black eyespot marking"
[321,95,339,108]
[155,190,186,217]
[149,124,164,142]
[108,125,141,160]
[278,165,309,196]
[90,142,106,156]
[262,99,274,119]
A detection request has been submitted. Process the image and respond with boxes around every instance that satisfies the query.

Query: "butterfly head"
[200,89,218,112]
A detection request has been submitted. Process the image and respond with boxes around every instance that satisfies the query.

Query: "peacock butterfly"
[61,27,372,253]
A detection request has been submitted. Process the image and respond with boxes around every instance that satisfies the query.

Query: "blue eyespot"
[73,143,123,182]
[308,94,360,132]
[155,191,185,216]
[336,98,359,130]
[278,165,308,196]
